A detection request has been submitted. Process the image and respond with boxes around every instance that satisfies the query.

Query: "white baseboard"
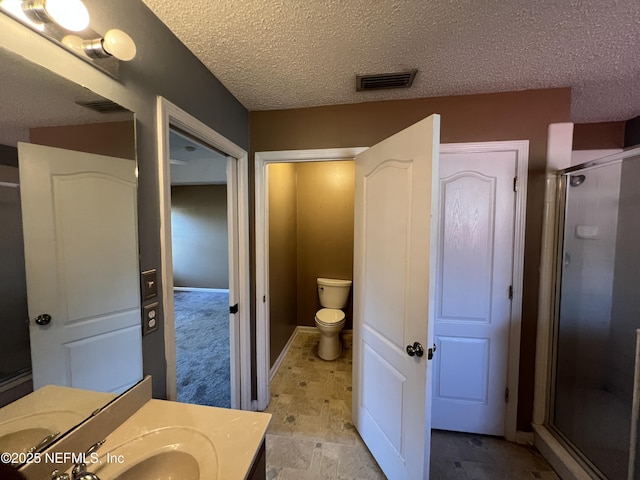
[173,287,230,293]
[296,325,318,334]
[515,431,534,445]
[269,327,300,381]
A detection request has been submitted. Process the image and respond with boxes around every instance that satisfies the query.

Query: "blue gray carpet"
[174,290,231,408]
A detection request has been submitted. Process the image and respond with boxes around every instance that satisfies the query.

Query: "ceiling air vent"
[75,99,129,113]
[356,69,418,91]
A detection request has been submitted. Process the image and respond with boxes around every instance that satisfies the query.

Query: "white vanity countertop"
[0,386,115,432]
[96,399,272,479]
[0,386,116,423]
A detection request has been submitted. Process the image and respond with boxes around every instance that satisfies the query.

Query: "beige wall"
[171,185,228,289]
[29,121,136,160]
[296,161,355,330]
[252,87,572,431]
[268,163,298,365]
[268,161,355,365]
[573,121,626,150]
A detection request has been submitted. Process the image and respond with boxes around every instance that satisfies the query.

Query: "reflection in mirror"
[0,45,141,460]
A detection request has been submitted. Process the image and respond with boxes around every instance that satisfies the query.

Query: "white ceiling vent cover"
[356,69,418,91]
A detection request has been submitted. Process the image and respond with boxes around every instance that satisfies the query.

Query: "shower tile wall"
[557,164,621,391]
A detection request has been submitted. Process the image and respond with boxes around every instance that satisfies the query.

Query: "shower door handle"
[34,314,52,326]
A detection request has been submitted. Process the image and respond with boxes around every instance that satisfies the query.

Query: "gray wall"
[171,185,229,290]
[91,1,248,397]
[0,1,248,397]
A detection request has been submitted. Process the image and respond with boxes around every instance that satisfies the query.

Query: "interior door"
[352,115,440,480]
[431,149,516,435]
[19,143,142,394]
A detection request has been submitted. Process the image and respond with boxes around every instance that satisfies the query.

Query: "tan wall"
[170,185,228,289]
[29,121,136,160]
[251,87,572,431]
[573,121,626,150]
[268,161,355,366]
[268,163,298,365]
[296,161,355,330]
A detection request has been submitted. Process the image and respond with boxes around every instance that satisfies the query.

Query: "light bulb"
[102,29,136,61]
[0,0,45,30]
[43,0,89,31]
[61,34,88,56]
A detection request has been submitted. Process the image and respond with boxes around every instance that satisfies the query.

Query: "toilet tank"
[317,278,352,308]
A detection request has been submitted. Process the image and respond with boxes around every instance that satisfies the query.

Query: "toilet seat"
[315,308,345,325]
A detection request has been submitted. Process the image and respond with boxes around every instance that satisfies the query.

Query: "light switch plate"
[142,302,159,336]
[141,269,158,300]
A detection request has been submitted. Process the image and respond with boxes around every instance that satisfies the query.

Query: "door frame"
[254,147,367,410]
[157,97,252,409]
[437,140,529,442]
[255,141,527,441]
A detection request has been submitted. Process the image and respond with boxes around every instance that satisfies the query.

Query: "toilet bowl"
[315,278,352,361]
[315,308,346,360]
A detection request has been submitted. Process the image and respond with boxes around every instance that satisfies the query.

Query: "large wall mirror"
[0,45,143,464]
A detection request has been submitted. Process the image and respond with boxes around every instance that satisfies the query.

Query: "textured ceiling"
[141,0,640,122]
[0,48,131,147]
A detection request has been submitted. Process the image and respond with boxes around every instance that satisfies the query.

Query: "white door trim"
[440,140,528,441]
[157,97,251,410]
[255,142,527,439]
[254,147,368,410]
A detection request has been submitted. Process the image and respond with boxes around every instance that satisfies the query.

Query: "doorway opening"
[254,148,367,410]
[255,142,527,441]
[169,128,232,407]
[157,97,251,410]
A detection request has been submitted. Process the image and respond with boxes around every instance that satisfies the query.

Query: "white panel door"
[432,149,516,435]
[19,143,142,394]
[353,115,440,480]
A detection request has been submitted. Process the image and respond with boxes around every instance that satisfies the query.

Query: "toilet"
[315,277,352,360]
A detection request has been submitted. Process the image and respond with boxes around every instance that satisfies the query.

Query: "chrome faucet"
[27,432,60,456]
[50,440,104,480]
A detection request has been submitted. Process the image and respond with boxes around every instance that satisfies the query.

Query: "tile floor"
[265,330,559,480]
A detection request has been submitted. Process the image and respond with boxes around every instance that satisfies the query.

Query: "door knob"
[34,314,52,326]
[406,341,424,357]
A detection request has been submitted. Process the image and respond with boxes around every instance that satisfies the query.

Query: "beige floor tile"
[266,434,317,470]
[266,330,556,480]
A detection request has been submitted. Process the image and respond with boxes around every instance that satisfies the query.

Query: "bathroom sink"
[113,451,199,480]
[0,428,53,454]
[0,411,84,455]
[92,427,218,480]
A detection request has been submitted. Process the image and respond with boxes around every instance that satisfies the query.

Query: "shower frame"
[533,146,640,480]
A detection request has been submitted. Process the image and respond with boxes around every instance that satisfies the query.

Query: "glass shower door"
[551,154,640,479]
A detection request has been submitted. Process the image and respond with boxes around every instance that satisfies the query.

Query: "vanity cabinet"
[248,441,266,480]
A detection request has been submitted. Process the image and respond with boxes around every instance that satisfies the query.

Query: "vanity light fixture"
[64,28,137,61]
[0,0,137,76]
[22,0,90,32]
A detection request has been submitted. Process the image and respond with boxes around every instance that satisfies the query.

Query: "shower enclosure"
[0,168,31,398]
[549,150,640,479]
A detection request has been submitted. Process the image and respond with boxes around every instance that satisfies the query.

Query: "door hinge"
[505,387,510,403]
[508,285,513,300]
[513,177,518,192]
[230,303,239,314]
[263,295,266,303]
